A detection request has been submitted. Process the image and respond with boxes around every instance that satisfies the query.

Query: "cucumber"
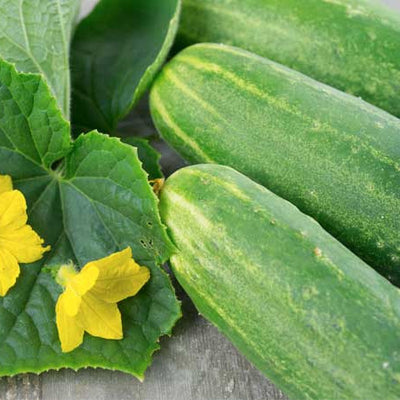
[160,164,400,400]
[150,43,400,285]
[176,0,400,117]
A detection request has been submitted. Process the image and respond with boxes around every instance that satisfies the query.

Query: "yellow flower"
[56,247,151,353]
[0,174,50,296]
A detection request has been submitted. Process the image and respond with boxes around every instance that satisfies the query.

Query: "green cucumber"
[177,0,400,117]
[160,164,400,400]
[150,43,400,285]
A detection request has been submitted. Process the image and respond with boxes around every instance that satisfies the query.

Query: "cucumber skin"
[149,43,400,285]
[160,164,400,400]
[176,0,400,118]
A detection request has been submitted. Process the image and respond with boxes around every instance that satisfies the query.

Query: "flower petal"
[0,190,28,230]
[0,248,20,296]
[0,175,12,194]
[0,189,49,263]
[89,247,150,303]
[62,287,82,317]
[55,249,150,351]
[0,225,50,263]
[80,294,123,340]
[70,264,99,297]
[56,292,85,353]
[56,264,99,317]
[58,265,99,318]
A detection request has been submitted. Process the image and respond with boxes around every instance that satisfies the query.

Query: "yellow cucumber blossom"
[0,175,50,296]
[56,247,150,353]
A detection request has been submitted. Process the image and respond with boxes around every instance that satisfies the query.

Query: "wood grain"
[0,287,288,400]
[41,305,288,400]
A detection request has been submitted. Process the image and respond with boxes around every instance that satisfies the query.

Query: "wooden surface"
[0,302,288,400]
[1,0,399,399]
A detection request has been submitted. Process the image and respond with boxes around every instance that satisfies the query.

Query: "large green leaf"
[0,59,180,378]
[123,137,163,180]
[0,0,80,117]
[71,0,181,134]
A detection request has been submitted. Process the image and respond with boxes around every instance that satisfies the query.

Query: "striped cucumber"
[150,43,400,285]
[177,0,400,117]
[160,164,400,400]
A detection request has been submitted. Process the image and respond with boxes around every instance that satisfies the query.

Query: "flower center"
[56,264,78,288]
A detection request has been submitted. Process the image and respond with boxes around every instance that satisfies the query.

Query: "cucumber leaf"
[71,0,181,134]
[123,137,163,180]
[0,0,80,117]
[0,59,180,378]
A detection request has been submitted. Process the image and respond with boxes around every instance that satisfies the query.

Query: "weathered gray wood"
[0,306,288,400]
[384,0,400,7]
[80,0,97,17]
[40,299,288,400]
[0,375,41,400]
